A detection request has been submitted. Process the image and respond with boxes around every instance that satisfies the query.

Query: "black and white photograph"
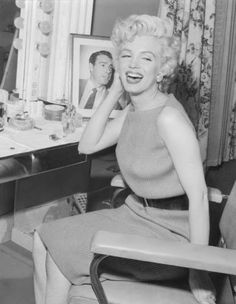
[0,1,236,304]
[71,34,128,118]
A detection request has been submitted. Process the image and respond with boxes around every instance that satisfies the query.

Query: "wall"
[92,0,160,37]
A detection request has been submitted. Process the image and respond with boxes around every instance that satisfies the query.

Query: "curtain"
[207,0,236,166]
[158,0,215,163]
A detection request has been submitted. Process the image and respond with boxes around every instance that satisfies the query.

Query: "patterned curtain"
[207,0,236,165]
[228,84,236,160]
[158,0,215,163]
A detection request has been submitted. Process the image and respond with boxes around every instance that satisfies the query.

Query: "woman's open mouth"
[126,72,143,84]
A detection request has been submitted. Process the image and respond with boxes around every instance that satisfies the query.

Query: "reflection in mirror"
[0,0,19,91]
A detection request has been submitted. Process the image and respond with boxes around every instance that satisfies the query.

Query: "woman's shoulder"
[165,94,186,113]
[157,104,183,128]
[156,94,195,131]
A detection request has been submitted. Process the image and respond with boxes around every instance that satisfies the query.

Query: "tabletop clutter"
[0,89,83,135]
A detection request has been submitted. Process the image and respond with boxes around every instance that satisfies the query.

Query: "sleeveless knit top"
[116,94,195,199]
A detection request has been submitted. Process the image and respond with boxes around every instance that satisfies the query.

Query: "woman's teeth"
[126,72,143,83]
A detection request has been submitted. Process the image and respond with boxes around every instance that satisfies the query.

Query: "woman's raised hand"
[110,71,124,97]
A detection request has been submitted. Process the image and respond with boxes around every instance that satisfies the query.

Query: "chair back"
[219,180,236,295]
[220,181,236,249]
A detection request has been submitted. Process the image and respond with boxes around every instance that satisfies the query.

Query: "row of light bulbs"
[15,0,54,13]
[14,17,51,35]
[14,0,53,57]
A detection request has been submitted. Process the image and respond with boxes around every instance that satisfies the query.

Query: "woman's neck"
[130,88,168,111]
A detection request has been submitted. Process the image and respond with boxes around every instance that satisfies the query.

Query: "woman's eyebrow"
[140,51,156,57]
[120,49,156,57]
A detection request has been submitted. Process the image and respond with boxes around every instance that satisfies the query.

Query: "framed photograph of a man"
[71,34,127,118]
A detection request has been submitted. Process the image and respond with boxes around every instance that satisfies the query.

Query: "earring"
[156,73,163,82]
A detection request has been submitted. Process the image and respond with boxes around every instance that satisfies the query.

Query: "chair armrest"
[110,174,126,188]
[91,231,236,275]
[208,187,224,203]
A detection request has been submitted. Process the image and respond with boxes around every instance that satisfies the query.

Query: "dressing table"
[0,117,91,249]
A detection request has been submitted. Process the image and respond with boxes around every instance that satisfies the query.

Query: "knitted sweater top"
[116,94,195,199]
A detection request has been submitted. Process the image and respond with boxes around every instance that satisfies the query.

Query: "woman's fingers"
[189,269,216,304]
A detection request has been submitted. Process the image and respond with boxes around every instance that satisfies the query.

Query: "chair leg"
[217,275,235,304]
[90,254,109,304]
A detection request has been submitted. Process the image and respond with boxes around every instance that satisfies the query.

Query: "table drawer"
[14,159,90,210]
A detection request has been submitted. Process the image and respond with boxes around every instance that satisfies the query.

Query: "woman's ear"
[156,72,164,83]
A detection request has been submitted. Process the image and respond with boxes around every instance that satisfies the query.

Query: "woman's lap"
[37,195,189,285]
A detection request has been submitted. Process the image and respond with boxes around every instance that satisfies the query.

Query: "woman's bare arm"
[157,106,209,245]
[157,107,216,304]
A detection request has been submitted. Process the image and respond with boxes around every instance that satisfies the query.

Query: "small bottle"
[61,104,76,135]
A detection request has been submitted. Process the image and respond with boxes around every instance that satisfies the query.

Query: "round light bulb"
[40,0,54,14]
[15,0,25,9]
[14,17,24,29]
[38,21,51,35]
[37,42,50,57]
[13,38,23,50]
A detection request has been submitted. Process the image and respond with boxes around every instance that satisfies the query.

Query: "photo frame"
[71,34,125,118]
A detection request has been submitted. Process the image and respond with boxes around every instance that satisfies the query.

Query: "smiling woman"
[33,14,215,304]
[112,19,180,99]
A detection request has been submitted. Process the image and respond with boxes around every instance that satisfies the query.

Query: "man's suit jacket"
[78,78,129,110]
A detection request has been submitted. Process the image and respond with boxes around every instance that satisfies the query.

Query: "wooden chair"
[68,181,236,304]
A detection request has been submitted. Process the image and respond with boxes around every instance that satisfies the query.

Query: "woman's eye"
[143,57,152,61]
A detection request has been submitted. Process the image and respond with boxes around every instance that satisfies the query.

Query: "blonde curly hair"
[111,14,180,86]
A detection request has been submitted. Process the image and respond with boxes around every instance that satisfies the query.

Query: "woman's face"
[117,35,162,95]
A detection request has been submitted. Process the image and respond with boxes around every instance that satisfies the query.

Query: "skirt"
[37,194,190,285]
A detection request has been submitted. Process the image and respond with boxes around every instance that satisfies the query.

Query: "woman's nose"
[129,56,139,68]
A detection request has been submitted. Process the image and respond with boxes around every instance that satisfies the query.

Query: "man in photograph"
[78,50,114,109]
